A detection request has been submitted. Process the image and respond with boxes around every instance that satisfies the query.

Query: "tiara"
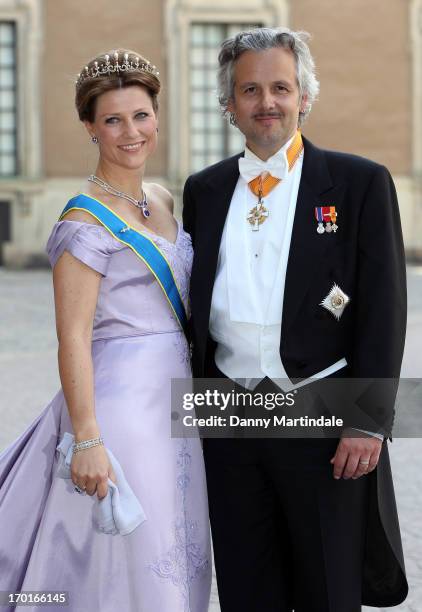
[75,51,160,89]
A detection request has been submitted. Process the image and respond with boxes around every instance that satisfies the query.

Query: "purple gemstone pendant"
[139,190,150,219]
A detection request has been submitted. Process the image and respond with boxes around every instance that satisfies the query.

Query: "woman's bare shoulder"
[61,209,102,226]
[146,182,174,213]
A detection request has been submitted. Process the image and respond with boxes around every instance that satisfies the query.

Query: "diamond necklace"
[88,174,150,218]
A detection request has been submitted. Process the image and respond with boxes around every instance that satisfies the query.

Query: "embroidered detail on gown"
[149,439,209,612]
[0,219,211,612]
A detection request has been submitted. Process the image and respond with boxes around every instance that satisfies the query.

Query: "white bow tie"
[238,155,288,184]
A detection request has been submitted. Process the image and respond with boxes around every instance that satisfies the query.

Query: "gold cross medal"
[245,131,304,231]
[247,193,269,231]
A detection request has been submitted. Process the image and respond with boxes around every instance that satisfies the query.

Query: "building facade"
[0,0,421,265]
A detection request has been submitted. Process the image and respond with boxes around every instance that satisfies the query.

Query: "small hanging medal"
[330,207,338,232]
[315,207,325,233]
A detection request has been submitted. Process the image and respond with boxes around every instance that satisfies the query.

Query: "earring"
[156,127,159,133]
[229,112,237,127]
[91,135,99,144]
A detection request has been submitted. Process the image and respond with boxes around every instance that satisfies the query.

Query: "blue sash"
[60,194,188,336]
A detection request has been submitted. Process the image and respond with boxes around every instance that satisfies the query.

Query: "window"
[0,22,17,177]
[189,23,259,172]
[0,200,10,264]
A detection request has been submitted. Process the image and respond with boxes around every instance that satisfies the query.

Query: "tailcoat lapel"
[191,154,241,347]
[200,153,242,262]
[281,137,337,337]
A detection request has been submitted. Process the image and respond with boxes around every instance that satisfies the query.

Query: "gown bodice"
[46,219,193,341]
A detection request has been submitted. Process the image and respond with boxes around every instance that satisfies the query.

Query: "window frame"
[0,20,18,177]
[0,1,43,184]
[165,1,288,185]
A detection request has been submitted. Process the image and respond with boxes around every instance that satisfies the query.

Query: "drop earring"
[91,135,99,144]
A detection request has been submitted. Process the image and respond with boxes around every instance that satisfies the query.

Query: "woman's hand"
[71,445,117,500]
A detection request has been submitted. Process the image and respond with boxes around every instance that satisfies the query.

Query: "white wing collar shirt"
[209,133,347,391]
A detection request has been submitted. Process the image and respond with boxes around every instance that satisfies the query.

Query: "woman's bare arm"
[53,225,115,498]
[54,250,101,440]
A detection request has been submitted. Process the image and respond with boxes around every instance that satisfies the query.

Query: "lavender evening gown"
[0,219,211,612]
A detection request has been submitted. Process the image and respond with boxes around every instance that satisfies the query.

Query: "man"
[183,27,408,611]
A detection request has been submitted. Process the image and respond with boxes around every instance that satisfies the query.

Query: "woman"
[0,49,211,612]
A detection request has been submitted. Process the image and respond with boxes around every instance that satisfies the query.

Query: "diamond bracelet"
[72,437,104,454]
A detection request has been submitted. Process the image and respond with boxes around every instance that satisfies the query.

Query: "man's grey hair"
[217,27,320,127]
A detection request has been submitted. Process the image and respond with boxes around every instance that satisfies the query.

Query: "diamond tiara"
[75,51,160,89]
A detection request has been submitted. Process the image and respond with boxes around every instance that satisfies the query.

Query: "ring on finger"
[74,484,87,495]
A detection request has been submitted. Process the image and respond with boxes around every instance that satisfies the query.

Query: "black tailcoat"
[183,136,408,606]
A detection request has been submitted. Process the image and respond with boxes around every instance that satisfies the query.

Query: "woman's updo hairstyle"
[75,49,161,123]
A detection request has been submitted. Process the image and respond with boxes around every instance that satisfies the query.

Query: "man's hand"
[330,430,383,480]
